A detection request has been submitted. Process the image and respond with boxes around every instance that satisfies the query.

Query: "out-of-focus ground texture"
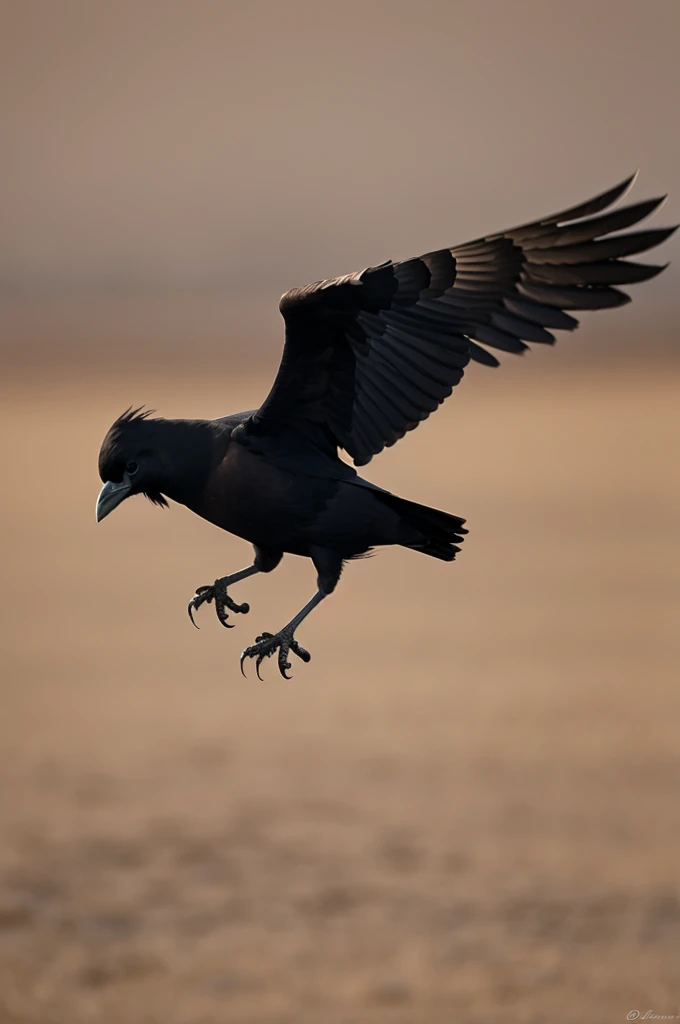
[2,2,679,1022]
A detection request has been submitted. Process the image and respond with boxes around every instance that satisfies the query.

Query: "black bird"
[97,173,675,678]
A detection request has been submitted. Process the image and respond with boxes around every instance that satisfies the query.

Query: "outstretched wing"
[250,174,675,466]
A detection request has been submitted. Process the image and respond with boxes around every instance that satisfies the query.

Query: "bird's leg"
[189,548,283,630]
[240,590,326,680]
[188,564,259,628]
[240,548,340,679]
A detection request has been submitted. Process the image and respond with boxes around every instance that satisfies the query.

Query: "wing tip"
[647,193,669,214]
[559,169,640,223]
[620,168,640,198]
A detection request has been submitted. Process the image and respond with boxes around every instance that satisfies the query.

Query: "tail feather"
[373,491,468,562]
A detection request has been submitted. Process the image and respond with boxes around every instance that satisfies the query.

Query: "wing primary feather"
[499,172,639,239]
[502,296,579,329]
[472,326,528,354]
[517,281,631,309]
[467,342,501,366]
[490,311,555,344]
[527,260,668,287]
[524,227,677,265]
[516,197,667,248]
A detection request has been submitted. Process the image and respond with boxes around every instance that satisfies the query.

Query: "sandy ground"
[1,354,679,1023]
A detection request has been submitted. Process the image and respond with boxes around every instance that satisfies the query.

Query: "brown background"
[1,2,679,1022]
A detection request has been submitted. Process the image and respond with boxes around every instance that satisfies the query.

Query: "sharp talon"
[188,578,251,631]
[188,588,211,628]
[239,651,248,678]
[239,629,310,680]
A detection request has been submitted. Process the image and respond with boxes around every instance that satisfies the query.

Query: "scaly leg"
[239,546,342,679]
[188,547,283,630]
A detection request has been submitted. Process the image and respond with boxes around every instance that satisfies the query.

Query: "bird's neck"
[155,418,227,507]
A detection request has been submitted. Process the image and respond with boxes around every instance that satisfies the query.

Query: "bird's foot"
[187,577,250,628]
[240,629,311,680]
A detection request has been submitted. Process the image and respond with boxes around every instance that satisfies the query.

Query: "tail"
[374,491,468,562]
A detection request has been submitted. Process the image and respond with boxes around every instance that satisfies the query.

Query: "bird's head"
[96,408,219,522]
[96,408,172,522]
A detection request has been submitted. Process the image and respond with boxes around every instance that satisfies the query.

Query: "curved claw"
[187,585,214,629]
[275,636,292,679]
[188,579,251,630]
[239,630,310,680]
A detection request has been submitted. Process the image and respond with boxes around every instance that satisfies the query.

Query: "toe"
[290,640,311,663]
[238,630,306,682]
[277,644,292,679]
[215,606,234,628]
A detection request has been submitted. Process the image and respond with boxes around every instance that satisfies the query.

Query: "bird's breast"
[185,440,335,553]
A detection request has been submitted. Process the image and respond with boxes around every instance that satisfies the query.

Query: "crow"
[97,173,675,678]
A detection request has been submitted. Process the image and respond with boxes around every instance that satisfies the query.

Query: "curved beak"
[96,475,132,522]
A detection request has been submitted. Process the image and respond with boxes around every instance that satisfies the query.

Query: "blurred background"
[1,2,679,1021]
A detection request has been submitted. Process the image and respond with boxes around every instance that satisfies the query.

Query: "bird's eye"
[126,460,139,476]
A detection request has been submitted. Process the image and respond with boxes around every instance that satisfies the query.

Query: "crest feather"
[113,406,156,428]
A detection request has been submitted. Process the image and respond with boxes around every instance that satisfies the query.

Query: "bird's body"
[192,419,353,557]
[191,418,457,559]
[96,173,675,676]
